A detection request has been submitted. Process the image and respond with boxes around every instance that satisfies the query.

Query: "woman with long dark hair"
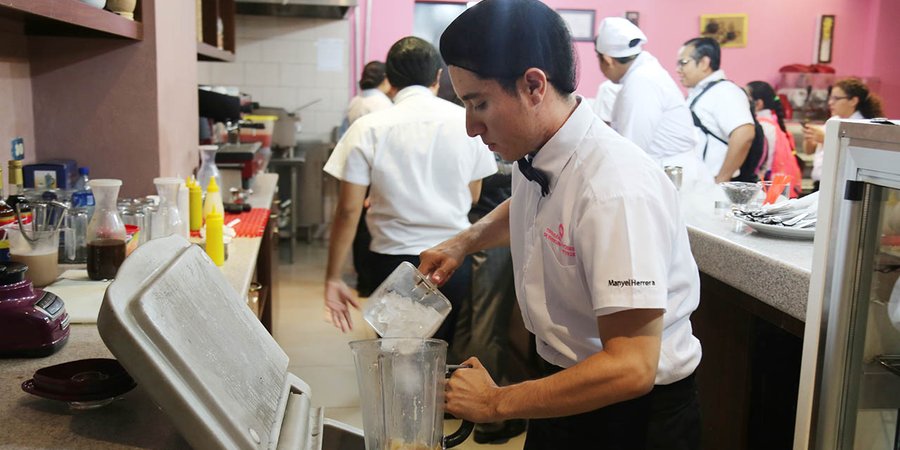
[803,77,885,183]
[746,81,802,197]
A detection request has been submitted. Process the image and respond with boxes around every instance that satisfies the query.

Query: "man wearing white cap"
[595,17,709,191]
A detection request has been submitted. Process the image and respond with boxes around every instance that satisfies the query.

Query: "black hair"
[385,37,443,90]
[834,77,885,119]
[747,81,787,133]
[683,37,721,71]
[439,0,577,96]
[358,61,386,90]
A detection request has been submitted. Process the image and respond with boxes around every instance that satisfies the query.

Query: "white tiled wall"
[198,15,351,143]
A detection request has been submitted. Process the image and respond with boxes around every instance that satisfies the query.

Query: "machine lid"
[0,262,27,285]
[97,235,308,449]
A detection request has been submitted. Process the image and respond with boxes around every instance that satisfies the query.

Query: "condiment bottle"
[188,178,202,233]
[6,160,30,221]
[85,179,127,280]
[0,166,14,262]
[205,207,224,266]
[202,176,224,222]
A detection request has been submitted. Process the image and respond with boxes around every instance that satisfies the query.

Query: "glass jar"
[150,177,184,240]
[86,179,127,281]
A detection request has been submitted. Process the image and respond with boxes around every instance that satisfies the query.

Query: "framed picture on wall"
[699,13,748,48]
[557,9,595,42]
[817,15,835,63]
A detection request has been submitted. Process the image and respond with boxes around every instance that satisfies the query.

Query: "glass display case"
[796,119,900,449]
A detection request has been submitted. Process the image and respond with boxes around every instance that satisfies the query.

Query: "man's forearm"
[325,204,361,281]
[458,198,511,254]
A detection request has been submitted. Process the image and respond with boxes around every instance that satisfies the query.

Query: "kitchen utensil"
[350,338,474,450]
[362,262,452,338]
[9,200,70,287]
[21,358,135,410]
[0,261,70,357]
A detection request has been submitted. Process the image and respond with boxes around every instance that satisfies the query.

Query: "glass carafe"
[197,145,220,192]
[150,177,184,240]
[349,338,473,450]
[86,179,127,281]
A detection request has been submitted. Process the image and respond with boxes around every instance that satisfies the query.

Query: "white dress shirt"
[346,89,393,126]
[324,86,497,255]
[592,80,621,123]
[610,52,708,189]
[510,98,702,385]
[686,70,754,177]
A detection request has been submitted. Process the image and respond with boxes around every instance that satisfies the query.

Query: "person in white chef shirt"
[420,1,702,448]
[594,17,709,191]
[323,36,497,341]
[345,60,393,126]
[678,37,757,183]
[591,79,620,124]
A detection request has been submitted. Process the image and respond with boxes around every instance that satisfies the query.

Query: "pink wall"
[357,0,897,116]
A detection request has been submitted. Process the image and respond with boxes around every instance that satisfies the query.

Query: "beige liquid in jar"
[11,249,59,287]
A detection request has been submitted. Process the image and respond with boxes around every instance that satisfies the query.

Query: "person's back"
[341,87,492,253]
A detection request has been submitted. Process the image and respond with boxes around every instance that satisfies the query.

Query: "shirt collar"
[757,109,774,119]
[693,69,727,92]
[393,85,434,104]
[529,96,595,195]
[360,88,388,99]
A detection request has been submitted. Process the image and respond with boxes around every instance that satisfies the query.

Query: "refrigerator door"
[796,119,900,449]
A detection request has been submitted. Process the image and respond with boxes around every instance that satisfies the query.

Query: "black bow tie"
[517,156,549,197]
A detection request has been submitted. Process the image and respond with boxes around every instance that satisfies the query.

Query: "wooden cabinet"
[197,0,235,62]
[0,0,142,39]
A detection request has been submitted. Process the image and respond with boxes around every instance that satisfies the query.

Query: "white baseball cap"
[595,17,647,57]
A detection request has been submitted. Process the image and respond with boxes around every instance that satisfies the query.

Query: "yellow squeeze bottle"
[202,176,224,221]
[205,206,225,266]
[188,178,202,232]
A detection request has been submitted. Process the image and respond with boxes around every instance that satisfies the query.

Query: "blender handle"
[444,420,475,448]
[443,364,475,448]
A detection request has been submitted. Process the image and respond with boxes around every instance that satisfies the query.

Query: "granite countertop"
[0,173,278,448]
[682,192,814,322]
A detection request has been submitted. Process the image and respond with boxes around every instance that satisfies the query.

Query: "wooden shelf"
[198,41,235,62]
[0,0,142,39]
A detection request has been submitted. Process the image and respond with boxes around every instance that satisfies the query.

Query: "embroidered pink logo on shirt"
[543,224,576,257]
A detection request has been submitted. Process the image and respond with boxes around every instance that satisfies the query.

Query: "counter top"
[682,193,814,322]
[0,173,278,448]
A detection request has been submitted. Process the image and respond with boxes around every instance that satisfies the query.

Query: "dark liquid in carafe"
[87,239,126,280]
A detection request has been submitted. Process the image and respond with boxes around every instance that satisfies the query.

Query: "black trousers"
[367,252,472,346]
[524,363,701,450]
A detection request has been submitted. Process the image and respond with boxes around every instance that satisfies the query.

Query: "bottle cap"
[79,167,89,175]
[207,176,220,193]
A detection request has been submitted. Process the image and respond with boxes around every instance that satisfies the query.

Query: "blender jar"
[349,338,473,450]
[86,179,127,281]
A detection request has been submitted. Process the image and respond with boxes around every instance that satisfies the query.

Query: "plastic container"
[362,262,452,338]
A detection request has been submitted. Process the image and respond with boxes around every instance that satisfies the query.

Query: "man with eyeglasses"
[677,37,757,184]
[594,17,707,191]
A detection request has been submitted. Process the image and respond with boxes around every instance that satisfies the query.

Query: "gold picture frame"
[700,13,748,48]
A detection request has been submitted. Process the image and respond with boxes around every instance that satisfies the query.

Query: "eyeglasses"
[676,58,694,68]
[828,95,850,102]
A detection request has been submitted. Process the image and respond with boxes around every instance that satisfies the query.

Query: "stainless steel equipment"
[796,119,900,449]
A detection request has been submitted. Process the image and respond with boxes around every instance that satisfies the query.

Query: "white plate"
[737,218,816,240]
